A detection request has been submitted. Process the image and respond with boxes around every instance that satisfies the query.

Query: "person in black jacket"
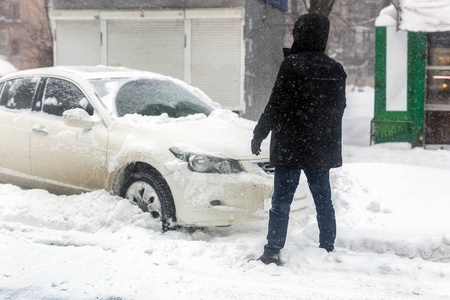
[251,13,346,266]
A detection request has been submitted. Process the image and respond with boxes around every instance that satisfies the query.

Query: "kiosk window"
[426,32,450,105]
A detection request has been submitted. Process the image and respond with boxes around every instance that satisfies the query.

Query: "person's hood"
[288,13,330,55]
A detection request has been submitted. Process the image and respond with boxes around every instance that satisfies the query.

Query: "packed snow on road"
[1,86,450,300]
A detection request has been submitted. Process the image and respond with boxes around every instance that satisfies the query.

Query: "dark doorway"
[425,31,450,145]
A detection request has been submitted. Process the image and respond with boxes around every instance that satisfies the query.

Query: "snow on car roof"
[55,66,168,79]
[8,65,169,80]
[1,65,220,111]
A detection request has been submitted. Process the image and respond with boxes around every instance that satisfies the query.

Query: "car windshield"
[88,77,215,118]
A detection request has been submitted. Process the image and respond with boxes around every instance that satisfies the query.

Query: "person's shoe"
[257,255,282,266]
[319,245,334,253]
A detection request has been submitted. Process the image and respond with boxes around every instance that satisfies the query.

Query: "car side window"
[0,77,40,110]
[42,77,94,116]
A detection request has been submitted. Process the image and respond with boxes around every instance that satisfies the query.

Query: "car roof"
[1,66,218,109]
[1,66,170,81]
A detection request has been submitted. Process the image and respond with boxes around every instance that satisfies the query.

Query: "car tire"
[119,169,177,232]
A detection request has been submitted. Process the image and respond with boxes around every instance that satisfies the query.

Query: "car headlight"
[169,147,244,174]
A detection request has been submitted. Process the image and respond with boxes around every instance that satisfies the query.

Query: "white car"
[0,66,274,230]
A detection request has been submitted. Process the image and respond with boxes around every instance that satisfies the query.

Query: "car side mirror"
[62,108,94,129]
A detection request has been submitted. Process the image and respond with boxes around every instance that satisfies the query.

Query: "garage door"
[191,18,243,110]
[107,20,185,80]
[55,20,101,66]
[51,9,244,112]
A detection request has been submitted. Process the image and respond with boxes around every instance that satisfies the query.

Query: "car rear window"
[115,79,214,118]
[89,77,215,118]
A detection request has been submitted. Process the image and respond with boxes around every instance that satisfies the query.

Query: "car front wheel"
[120,170,177,231]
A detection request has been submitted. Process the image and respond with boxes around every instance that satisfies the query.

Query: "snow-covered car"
[0,66,274,229]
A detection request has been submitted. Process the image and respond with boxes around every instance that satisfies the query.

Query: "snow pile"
[116,109,251,132]
[400,0,450,32]
[0,59,17,77]
[375,4,397,27]
[376,1,450,32]
[113,108,260,162]
[1,86,450,299]
[118,111,208,127]
[333,163,450,261]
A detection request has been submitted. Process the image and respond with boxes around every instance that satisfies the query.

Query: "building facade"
[49,0,287,118]
[0,0,52,70]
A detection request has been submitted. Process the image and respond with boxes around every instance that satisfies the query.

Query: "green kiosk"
[372,1,450,148]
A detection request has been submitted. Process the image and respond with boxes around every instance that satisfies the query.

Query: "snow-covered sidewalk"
[1,151,450,300]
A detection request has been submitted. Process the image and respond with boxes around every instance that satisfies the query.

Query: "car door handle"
[31,126,49,136]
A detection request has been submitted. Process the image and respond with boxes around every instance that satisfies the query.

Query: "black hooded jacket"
[253,14,347,169]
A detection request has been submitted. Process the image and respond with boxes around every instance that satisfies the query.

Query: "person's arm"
[251,58,296,155]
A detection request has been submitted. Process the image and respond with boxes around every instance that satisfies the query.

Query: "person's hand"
[251,137,262,156]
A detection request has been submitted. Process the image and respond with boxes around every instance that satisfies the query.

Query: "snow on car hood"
[113,109,270,161]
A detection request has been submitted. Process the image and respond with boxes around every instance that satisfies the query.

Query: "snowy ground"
[1,86,450,300]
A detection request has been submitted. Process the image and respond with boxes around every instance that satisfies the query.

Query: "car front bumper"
[164,160,274,227]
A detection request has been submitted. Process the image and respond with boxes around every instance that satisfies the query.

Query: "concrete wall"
[243,0,285,120]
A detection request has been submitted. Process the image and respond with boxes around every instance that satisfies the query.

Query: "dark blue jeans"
[264,167,336,259]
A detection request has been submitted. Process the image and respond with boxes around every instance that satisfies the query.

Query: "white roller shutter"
[55,20,101,66]
[51,9,245,112]
[190,19,243,110]
[107,20,185,80]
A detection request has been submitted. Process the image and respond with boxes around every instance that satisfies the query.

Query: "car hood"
[114,110,270,161]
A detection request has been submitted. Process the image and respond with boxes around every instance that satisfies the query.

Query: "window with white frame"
[12,2,19,20]
[11,39,19,58]
[0,29,6,56]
